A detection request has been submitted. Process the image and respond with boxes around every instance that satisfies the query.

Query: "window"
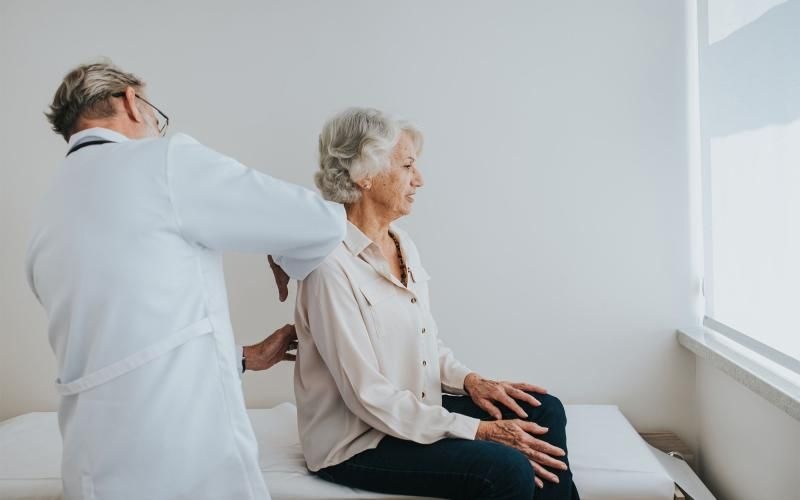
[699,0,800,365]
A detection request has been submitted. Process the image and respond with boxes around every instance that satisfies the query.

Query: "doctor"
[25,61,346,500]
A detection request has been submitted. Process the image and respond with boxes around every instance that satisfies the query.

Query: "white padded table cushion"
[0,404,674,500]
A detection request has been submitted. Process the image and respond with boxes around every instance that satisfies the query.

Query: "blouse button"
[422,360,427,367]
[411,297,417,304]
[421,327,427,334]
[421,392,426,399]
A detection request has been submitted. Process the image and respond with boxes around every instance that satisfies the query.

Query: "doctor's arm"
[166,134,346,280]
[240,324,297,372]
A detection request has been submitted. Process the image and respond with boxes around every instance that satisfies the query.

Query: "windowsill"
[677,327,800,422]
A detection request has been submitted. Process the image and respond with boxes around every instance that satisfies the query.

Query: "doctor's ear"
[116,86,144,124]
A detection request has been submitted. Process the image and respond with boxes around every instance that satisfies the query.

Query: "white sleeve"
[300,263,479,443]
[437,337,472,396]
[166,134,346,279]
[24,245,41,304]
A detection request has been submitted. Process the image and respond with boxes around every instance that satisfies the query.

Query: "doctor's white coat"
[25,127,346,500]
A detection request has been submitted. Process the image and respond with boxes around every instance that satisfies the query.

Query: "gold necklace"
[389,232,407,286]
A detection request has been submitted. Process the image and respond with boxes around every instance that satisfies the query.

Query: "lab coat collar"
[67,127,132,148]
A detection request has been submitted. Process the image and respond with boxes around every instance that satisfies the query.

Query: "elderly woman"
[294,108,580,500]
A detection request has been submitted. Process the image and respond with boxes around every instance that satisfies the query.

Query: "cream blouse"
[294,222,480,471]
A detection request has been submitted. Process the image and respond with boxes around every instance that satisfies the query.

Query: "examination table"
[0,403,675,499]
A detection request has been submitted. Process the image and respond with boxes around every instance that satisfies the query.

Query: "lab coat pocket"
[55,317,214,396]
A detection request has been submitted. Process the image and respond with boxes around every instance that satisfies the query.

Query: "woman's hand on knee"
[476,419,568,487]
[464,373,547,419]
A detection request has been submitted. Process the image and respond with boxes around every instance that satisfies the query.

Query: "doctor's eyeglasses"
[111,91,170,137]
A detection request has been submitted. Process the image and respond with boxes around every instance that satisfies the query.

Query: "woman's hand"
[476,419,567,488]
[463,373,548,419]
[242,324,298,371]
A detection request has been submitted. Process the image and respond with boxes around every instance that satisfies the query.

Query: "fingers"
[507,386,541,408]
[529,447,568,471]
[268,256,290,302]
[528,464,544,489]
[518,437,567,472]
[496,393,529,419]
[281,324,297,339]
[282,353,296,361]
[519,432,566,459]
[277,272,289,302]
[516,420,549,436]
[510,382,547,394]
[531,460,560,484]
[476,399,503,420]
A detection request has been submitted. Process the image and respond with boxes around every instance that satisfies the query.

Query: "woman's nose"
[413,168,424,187]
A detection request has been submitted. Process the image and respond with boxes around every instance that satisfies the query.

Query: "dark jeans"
[316,393,580,500]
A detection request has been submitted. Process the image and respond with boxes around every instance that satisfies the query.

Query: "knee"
[537,393,567,428]
[485,445,535,499]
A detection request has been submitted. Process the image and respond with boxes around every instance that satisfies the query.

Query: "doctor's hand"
[463,372,548,420]
[476,419,567,489]
[242,324,298,371]
[268,255,290,302]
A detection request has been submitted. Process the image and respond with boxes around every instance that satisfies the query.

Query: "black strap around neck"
[66,139,115,157]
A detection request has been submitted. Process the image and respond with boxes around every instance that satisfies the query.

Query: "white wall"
[696,361,800,500]
[0,0,699,448]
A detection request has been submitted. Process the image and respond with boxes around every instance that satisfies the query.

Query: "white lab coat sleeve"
[166,134,346,279]
[236,345,244,378]
[301,261,480,443]
[24,244,41,304]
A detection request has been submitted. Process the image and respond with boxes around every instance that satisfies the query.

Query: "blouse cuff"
[442,364,473,396]
[449,414,481,440]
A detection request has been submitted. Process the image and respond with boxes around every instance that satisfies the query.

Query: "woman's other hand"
[475,419,567,488]
[463,373,547,419]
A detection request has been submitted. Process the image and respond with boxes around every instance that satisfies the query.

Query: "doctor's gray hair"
[315,108,423,204]
[45,59,145,141]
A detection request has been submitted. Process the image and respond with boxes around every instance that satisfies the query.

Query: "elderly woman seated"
[293,108,580,500]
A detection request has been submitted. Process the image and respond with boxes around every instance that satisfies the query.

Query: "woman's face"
[363,132,424,219]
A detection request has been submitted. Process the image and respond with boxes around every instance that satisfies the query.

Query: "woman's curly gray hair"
[315,107,423,204]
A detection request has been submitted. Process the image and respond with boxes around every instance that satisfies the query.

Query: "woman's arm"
[299,260,480,444]
[436,337,472,395]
